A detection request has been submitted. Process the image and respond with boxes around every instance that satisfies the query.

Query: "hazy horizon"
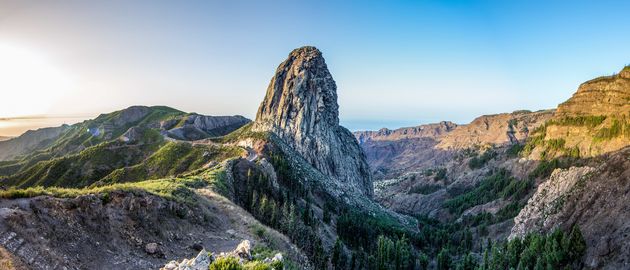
[1,0,629,136]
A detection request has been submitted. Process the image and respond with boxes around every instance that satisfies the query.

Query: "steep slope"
[355,110,553,180]
[354,121,457,144]
[556,66,630,116]
[354,122,457,179]
[253,46,373,198]
[524,66,630,159]
[0,47,419,270]
[510,147,630,269]
[354,65,630,269]
[0,176,309,269]
[0,106,250,189]
[437,110,554,149]
[0,125,69,161]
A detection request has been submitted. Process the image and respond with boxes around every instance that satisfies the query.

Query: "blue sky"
[0,0,629,135]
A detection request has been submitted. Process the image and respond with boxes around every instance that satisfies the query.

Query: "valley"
[0,47,628,270]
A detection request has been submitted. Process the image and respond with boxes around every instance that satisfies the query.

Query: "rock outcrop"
[437,110,554,149]
[556,66,630,116]
[162,240,283,270]
[354,121,457,144]
[253,46,373,197]
[510,147,630,269]
[510,166,596,239]
[354,110,552,180]
[527,66,630,158]
[162,114,250,140]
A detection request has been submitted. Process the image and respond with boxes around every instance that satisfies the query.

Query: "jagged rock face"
[557,66,630,116]
[253,46,373,197]
[510,148,630,269]
[163,114,250,140]
[510,166,596,239]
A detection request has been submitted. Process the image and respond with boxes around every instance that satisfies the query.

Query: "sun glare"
[0,42,75,118]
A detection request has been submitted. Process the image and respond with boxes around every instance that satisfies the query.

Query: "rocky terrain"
[353,65,630,269]
[436,110,554,149]
[253,46,373,198]
[355,110,553,180]
[0,46,417,270]
[556,66,630,116]
[509,148,630,269]
[0,187,307,269]
[0,45,628,269]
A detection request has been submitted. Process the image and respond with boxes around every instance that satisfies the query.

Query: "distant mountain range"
[0,49,628,269]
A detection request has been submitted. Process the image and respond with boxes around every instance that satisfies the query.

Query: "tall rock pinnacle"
[254,46,373,198]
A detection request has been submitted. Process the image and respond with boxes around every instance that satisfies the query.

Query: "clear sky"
[0,0,629,136]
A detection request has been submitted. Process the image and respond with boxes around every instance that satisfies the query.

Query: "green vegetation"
[209,256,283,270]
[2,138,163,188]
[468,150,497,169]
[408,183,442,195]
[443,169,532,215]
[434,168,447,181]
[216,123,269,143]
[0,175,213,204]
[227,146,328,268]
[459,201,525,230]
[527,158,578,180]
[547,115,606,128]
[478,226,586,270]
[505,144,524,158]
[593,117,630,141]
[101,142,242,184]
[209,257,242,270]
[422,167,447,181]
[522,115,630,159]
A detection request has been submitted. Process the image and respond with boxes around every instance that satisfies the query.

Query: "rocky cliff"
[354,121,457,144]
[354,110,553,180]
[556,66,630,116]
[437,110,554,149]
[253,46,373,198]
[162,114,250,140]
[510,148,630,269]
[525,66,630,159]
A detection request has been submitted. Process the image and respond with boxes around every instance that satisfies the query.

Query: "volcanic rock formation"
[253,46,373,197]
[557,66,630,116]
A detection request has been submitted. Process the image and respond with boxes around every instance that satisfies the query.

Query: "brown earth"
[0,189,308,270]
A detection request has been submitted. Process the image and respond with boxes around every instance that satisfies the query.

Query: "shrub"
[506,144,524,158]
[443,169,529,215]
[434,168,447,181]
[468,149,497,169]
[210,257,243,270]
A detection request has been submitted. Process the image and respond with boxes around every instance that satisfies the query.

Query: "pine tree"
[394,235,411,270]
[436,247,451,270]
[533,258,544,270]
[568,226,586,262]
[458,253,476,270]
[332,239,346,270]
[417,252,429,270]
[462,228,473,252]
[507,237,522,268]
